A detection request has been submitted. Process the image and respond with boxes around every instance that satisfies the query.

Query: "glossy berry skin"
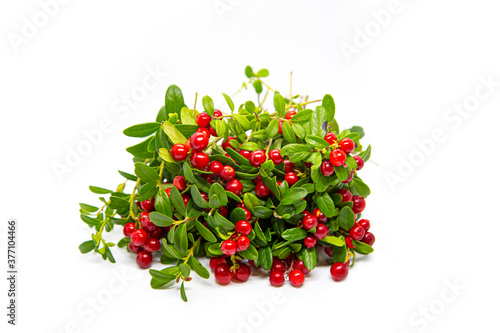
[165,188,171,197]
[219,206,228,217]
[236,236,250,252]
[284,172,299,186]
[255,181,271,198]
[354,155,365,170]
[285,110,297,120]
[235,220,252,236]
[131,229,149,246]
[199,192,209,203]
[349,223,366,241]
[269,149,283,165]
[190,152,210,169]
[196,112,211,128]
[312,208,328,223]
[345,236,355,249]
[220,239,237,256]
[283,160,295,173]
[128,242,142,254]
[136,251,153,269]
[213,109,223,118]
[293,260,310,275]
[314,223,329,239]
[289,269,305,287]
[222,136,238,151]
[329,149,347,166]
[181,194,191,207]
[140,212,157,233]
[144,238,161,253]
[190,132,209,152]
[201,173,213,184]
[173,175,187,191]
[214,263,233,285]
[342,171,355,184]
[352,195,366,214]
[362,232,375,246]
[320,160,334,176]
[278,121,283,134]
[210,257,227,270]
[149,227,163,240]
[208,126,217,136]
[303,236,317,248]
[242,209,252,221]
[196,127,210,138]
[324,132,337,145]
[170,144,189,161]
[330,262,348,281]
[233,263,251,282]
[271,259,287,273]
[249,150,267,167]
[324,246,333,257]
[358,219,371,231]
[339,138,355,154]
[208,160,223,176]
[337,188,353,203]
[302,215,319,230]
[225,179,243,196]
[220,165,235,182]
[269,271,285,287]
[239,150,251,159]
[139,198,155,212]
[123,223,136,238]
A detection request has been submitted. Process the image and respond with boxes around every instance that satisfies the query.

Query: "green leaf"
[89,186,112,194]
[245,101,256,113]
[190,185,210,209]
[338,206,355,230]
[353,240,374,254]
[134,162,160,184]
[226,148,251,166]
[315,192,335,218]
[158,148,176,163]
[149,269,176,282]
[202,95,215,116]
[352,178,371,198]
[266,119,279,138]
[180,107,197,125]
[162,122,187,144]
[252,80,263,94]
[349,126,365,139]
[310,106,327,137]
[334,165,349,181]
[118,170,137,181]
[291,109,312,124]
[155,189,172,217]
[245,66,254,78]
[305,135,330,148]
[240,142,261,151]
[257,69,269,77]
[169,187,186,217]
[161,239,182,259]
[165,85,185,118]
[233,114,250,130]
[222,93,235,112]
[322,236,345,247]
[149,212,174,227]
[243,193,262,211]
[180,281,188,302]
[188,257,210,279]
[79,240,95,253]
[195,219,217,243]
[179,263,191,278]
[281,228,307,241]
[299,247,317,270]
[282,122,296,143]
[274,93,286,117]
[330,243,347,263]
[208,183,228,208]
[126,137,155,158]
[359,145,372,162]
[239,244,259,260]
[280,188,308,206]
[80,214,100,226]
[322,94,335,123]
[174,224,188,253]
[79,203,98,212]
[213,212,235,232]
[259,246,273,270]
[251,206,273,219]
[345,155,358,170]
[280,144,310,156]
[123,122,160,137]
[156,106,167,123]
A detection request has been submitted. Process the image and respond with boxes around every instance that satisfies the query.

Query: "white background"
[1,0,499,332]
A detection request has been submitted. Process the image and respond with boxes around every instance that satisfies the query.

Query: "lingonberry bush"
[78,66,374,301]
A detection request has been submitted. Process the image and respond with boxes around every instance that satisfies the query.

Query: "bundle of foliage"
[78,66,374,301]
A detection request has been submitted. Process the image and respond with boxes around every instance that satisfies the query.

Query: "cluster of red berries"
[320,131,364,179]
[220,220,253,255]
[210,257,252,284]
[269,256,308,287]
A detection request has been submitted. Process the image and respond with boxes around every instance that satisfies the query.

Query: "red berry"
[293,259,310,275]
[269,149,283,165]
[320,160,334,176]
[144,238,161,253]
[196,127,210,138]
[242,208,252,221]
[220,165,235,182]
[184,139,192,152]
[337,189,353,203]
[235,202,246,209]
[136,251,153,269]
[303,236,317,248]
[210,257,227,270]
[173,175,187,191]
[353,155,365,170]
[269,271,285,287]
[255,181,271,198]
[339,138,355,154]
[139,198,155,212]
[140,212,157,233]
[201,173,213,184]
[278,121,283,134]
[239,149,251,159]
[208,160,223,176]
[352,195,366,214]
[312,208,328,223]
[302,215,318,230]
[324,132,337,145]
[314,223,329,239]
[190,152,210,169]
[253,174,262,184]
[196,112,211,128]
[329,149,346,166]
[149,227,163,240]
[330,262,348,281]
[225,179,243,196]
[170,144,189,161]
[345,236,355,249]
[236,236,250,252]
[289,269,305,286]
[213,109,223,118]
[342,171,355,184]
[361,232,375,246]
[349,223,365,240]
[324,246,333,256]
[190,132,209,152]
[199,191,209,202]
[181,194,191,207]
[235,220,252,236]
[208,126,217,136]
[233,263,251,282]
[358,219,370,231]
[283,160,295,173]
[214,263,233,285]
[220,239,237,256]
[165,188,171,197]
[271,259,287,272]
[131,229,149,246]
[222,136,238,151]
[219,206,228,217]
[249,150,267,167]
[123,223,136,238]
[284,172,299,186]
[285,110,297,120]
[128,242,142,254]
